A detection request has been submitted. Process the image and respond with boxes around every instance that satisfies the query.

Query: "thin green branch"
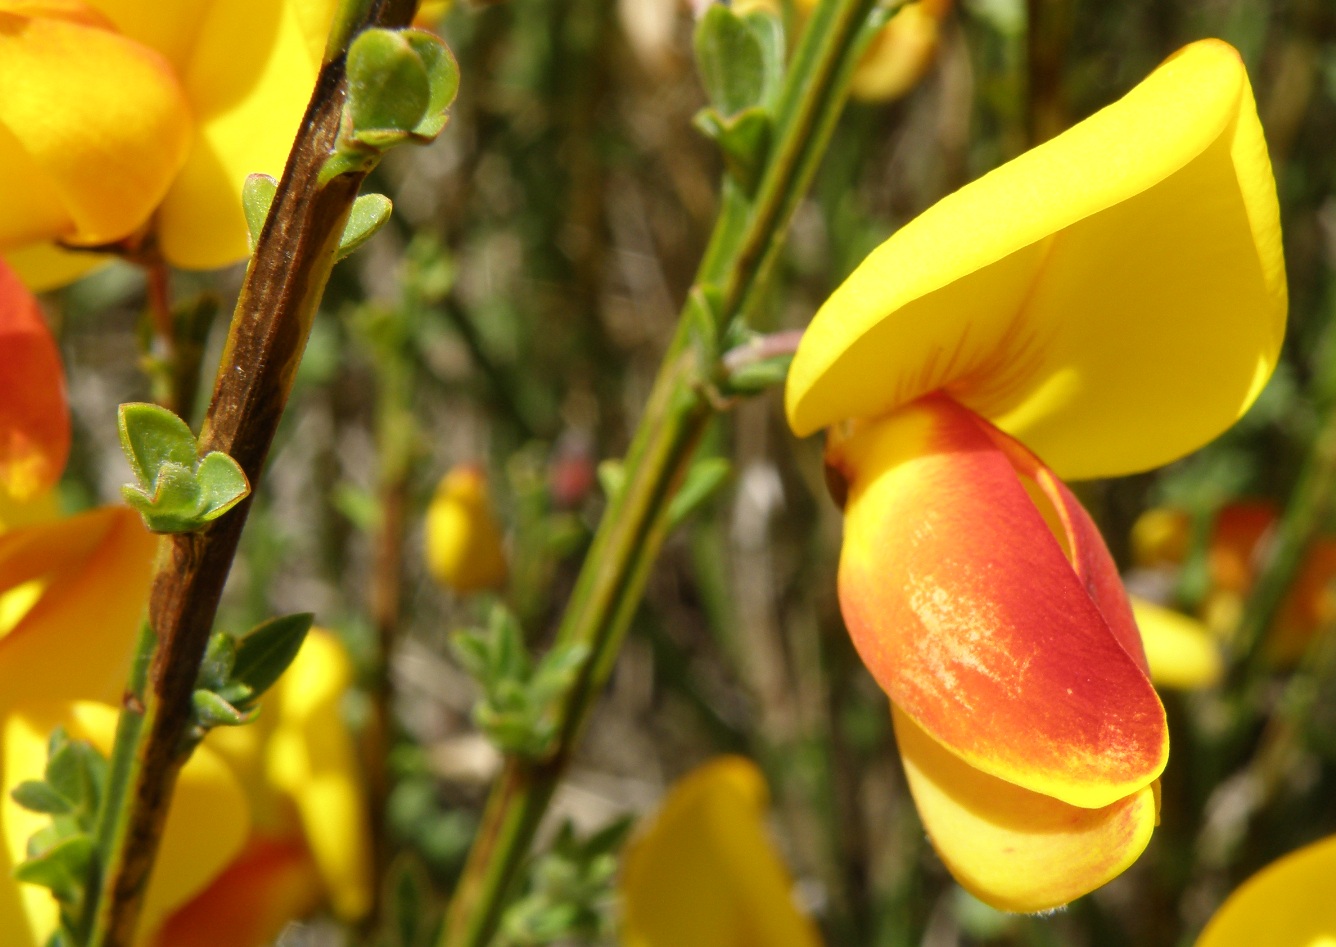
[438,2,879,944]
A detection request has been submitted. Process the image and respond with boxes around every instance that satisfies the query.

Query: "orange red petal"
[0,263,68,501]
[835,395,1165,808]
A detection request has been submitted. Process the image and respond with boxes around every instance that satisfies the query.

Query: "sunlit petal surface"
[138,0,336,269]
[265,629,371,921]
[0,2,190,248]
[1131,597,1222,690]
[1196,834,1336,947]
[0,263,67,500]
[788,40,1284,480]
[0,507,155,706]
[1,702,248,946]
[621,757,824,947]
[893,706,1158,914]
[836,396,1165,807]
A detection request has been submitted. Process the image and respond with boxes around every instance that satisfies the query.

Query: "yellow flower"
[425,464,509,595]
[735,0,950,102]
[620,757,824,947]
[786,40,1284,911]
[148,630,372,947]
[0,0,338,288]
[0,267,368,944]
[1195,834,1336,947]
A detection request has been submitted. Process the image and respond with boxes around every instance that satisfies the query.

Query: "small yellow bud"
[425,464,508,594]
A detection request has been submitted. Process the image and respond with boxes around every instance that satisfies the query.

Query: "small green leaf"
[117,402,196,489]
[347,28,432,138]
[337,193,394,262]
[694,5,768,117]
[198,632,238,693]
[191,689,254,728]
[231,612,314,698]
[668,457,731,528]
[403,29,460,139]
[11,781,72,816]
[449,629,492,680]
[693,106,771,193]
[741,10,785,106]
[14,833,94,904]
[596,460,625,502]
[193,451,250,520]
[241,173,278,254]
[724,352,792,396]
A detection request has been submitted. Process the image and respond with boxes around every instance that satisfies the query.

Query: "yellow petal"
[1,243,107,294]
[787,40,1285,481]
[265,629,371,921]
[425,465,509,594]
[0,507,156,707]
[151,0,337,269]
[1131,597,1223,690]
[1,702,248,946]
[621,757,824,947]
[1195,833,1336,947]
[892,705,1158,914]
[0,4,191,248]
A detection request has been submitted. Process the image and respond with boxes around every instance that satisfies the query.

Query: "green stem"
[438,3,878,944]
[1230,397,1336,684]
[84,3,415,944]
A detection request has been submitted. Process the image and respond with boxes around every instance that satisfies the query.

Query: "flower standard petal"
[621,757,824,947]
[0,3,191,248]
[892,706,1158,914]
[787,39,1284,480]
[0,263,67,501]
[835,395,1165,808]
[150,0,337,269]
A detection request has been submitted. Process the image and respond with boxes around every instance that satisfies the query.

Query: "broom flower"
[786,39,1285,912]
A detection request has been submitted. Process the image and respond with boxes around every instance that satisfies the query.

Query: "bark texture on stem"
[87,2,416,943]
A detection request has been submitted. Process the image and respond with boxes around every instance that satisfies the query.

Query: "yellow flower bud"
[425,464,508,594]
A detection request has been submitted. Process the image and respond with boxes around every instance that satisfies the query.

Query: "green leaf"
[198,631,238,694]
[347,28,432,138]
[694,5,768,117]
[693,106,772,193]
[241,173,278,254]
[337,193,394,262]
[191,689,254,728]
[117,402,196,489]
[403,29,460,139]
[742,10,785,106]
[14,833,94,904]
[596,460,625,502]
[724,351,792,395]
[11,781,72,816]
[231,612,314,699]
[668,457,731,527]
[193,451,251,521]
[449,629,492,680]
